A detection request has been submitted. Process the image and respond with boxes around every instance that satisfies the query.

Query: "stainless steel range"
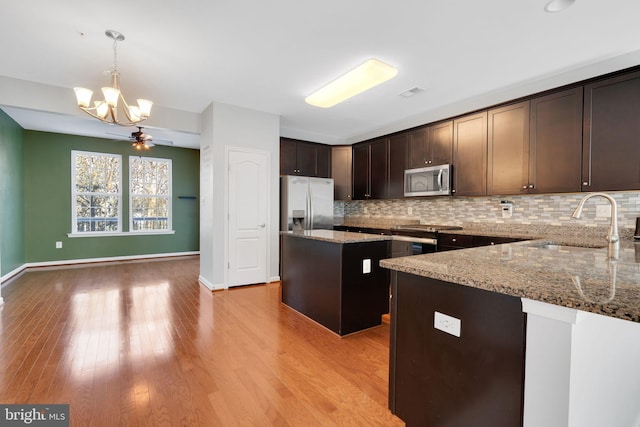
[390,224,463,255]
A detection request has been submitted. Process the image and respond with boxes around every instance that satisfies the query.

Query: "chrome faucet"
[572,192,619,259]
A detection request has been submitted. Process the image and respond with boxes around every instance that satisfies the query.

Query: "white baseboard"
[269,276,281,283]
[1,252,200,285]
[198,276,226,291]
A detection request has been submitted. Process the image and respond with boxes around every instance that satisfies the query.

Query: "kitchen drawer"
[438,233,473,249]
[473,235,522,247]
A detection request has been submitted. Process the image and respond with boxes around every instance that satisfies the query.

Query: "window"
[129,156,172,232]
[71,151,122,233]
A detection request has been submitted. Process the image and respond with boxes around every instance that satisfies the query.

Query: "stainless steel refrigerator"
[280,176,334,231]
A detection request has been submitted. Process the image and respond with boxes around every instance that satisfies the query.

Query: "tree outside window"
[71,151,122,233]
[129,157,172,231]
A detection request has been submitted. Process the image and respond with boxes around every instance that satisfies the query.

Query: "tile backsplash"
[335,191,640,230]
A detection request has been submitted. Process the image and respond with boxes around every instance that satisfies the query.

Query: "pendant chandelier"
[73,30,153,126]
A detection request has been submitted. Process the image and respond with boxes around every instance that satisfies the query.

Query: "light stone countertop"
[381,239,640,323]
[281,229,392,244]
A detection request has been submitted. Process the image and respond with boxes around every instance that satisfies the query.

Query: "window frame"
[128,156,173,233]
[70,150,123,236]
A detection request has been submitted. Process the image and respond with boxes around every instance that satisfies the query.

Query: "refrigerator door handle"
[308,187,314,229]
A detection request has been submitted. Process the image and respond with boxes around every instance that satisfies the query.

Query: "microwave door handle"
[437,169,443,191]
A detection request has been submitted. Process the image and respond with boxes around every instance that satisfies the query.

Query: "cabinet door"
[331,146,352,200]
[296,142,318,177]
[487,101,530,195]
[453,112,488,196]
[352,144,370,200]
[280,138,298,175]
[428,120,453,166]
[408,127,429,169]
[529,87,583,194]
[388,133,409,199]
[369,138,388,199]
[583,70,640,191]
[315,144,331,178]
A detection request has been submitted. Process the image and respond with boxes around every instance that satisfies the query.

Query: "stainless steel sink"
[524,242,605,251]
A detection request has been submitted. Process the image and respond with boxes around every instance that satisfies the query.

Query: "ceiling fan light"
[305,58,398,108]
[74,87,93,108]
[102,87,120,107]
[137,99,153,118]
[94,101,109,119]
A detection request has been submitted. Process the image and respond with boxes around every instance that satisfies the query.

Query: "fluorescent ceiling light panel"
[305,58,398,108]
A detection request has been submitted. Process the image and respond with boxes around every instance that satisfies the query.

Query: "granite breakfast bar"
[381,237,640,427]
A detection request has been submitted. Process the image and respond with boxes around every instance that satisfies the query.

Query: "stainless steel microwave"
[404,164,452,197]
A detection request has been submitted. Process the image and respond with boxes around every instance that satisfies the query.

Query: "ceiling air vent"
[399,87,425,98]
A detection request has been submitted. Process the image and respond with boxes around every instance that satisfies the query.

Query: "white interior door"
[227,148,269,287]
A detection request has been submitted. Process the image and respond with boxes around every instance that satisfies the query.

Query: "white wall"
[199,102,280,289]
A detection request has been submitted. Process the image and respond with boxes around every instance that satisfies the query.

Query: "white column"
[522,298,640,427]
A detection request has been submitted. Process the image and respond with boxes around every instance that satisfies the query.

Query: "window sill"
[67,230,176,238]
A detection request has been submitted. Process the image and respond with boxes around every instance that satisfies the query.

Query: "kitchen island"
[280,230,391,336]
[381,237,640,427]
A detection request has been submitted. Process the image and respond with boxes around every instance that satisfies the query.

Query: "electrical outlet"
[408,206,413,215]
[434,311,461,337]
[501,203,513,218]
[362,259,371,274]
[55,241,62,249]
[596,204,611,217]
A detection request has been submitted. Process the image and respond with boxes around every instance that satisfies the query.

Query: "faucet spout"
[572,192,619,258]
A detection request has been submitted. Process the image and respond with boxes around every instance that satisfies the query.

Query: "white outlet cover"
[434,311,461,337]
[55,241,62,249]
[362,258,371,274]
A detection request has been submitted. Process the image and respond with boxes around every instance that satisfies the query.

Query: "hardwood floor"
[0,257,404,426]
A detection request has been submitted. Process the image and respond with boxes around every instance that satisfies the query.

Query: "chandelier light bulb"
[94,101,108,119]
[73,87,93,108]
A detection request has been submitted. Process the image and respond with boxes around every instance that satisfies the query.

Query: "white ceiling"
[1,0,640,148]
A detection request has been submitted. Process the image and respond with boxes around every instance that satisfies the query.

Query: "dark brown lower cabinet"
[389,272,526,427]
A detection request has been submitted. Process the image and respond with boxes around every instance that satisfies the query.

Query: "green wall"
[23,130,200,263]
[0,110,25,276]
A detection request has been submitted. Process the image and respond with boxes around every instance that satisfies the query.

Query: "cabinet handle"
[452,189,456,193]
[522,185,528,189]
[452,238,457,242]
[582,181,589,186]
[528,184,534,189]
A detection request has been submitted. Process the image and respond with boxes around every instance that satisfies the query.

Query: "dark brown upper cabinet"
[408,121,453,169]
[331,145,352,201]
[352,138,388,200]
[280,137,330,178]
[388,133,409,199]
[487,101,530,195]
[528,87,583,194]
[453,112,487,196]
[583,70,640,191]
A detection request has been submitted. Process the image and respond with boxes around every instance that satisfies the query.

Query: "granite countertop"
[281,229,392,244]
[381,239,640,323]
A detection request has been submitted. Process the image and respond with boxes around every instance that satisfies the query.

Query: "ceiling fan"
[107,126,174,150]
[130,126,154,150]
